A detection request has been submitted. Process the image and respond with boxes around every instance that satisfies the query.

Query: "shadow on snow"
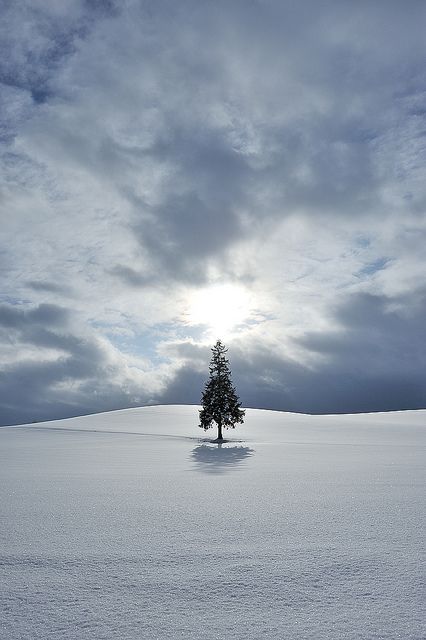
[190,442,255,474]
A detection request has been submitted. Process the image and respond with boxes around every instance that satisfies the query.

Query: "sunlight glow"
[186,284,252,338]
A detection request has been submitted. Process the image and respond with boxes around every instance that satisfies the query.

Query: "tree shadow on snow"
[190,442,255,474]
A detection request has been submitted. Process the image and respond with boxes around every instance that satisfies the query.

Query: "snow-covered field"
[1,405,425,639]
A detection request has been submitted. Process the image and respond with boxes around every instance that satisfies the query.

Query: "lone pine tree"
[199,340,245,440]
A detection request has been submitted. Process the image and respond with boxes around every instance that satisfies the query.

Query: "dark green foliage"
[199,340,245,440]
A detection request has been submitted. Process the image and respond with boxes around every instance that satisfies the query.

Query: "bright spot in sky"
[187,284,252,337]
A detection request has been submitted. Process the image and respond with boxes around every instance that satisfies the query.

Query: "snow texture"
[1,405,425,639]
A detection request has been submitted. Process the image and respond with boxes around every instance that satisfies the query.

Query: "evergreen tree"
[199,340,245,440]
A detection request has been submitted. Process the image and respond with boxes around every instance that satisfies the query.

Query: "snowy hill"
[1,406,425,639]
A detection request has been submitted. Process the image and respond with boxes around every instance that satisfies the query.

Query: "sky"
[1,0,426,425]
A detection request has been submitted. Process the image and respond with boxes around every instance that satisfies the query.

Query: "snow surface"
[1,405,425,639]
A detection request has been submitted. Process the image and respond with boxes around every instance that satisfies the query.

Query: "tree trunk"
[217,420,223,440]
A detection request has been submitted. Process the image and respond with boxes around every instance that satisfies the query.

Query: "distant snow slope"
[1,406,425,639]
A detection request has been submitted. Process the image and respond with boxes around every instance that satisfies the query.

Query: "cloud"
[0,302,163,425]
[1,1,426,423]
[0,1,99,104]
[131,191,246,284]
[26,280,74,295]
[0,302,70,329]
[159,289,426,414]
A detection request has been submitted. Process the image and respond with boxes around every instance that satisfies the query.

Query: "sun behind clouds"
[186,284,252,338]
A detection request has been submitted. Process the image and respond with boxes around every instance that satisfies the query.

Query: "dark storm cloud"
[158,365,205,407]
[160,290,426,414]
[0,303,144,426]
[297,290,426,385]
[0,302,70,330]
[132,192,245,284]
[0,303,103,374]
[0,357,140,427]
[112,125,253,285]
